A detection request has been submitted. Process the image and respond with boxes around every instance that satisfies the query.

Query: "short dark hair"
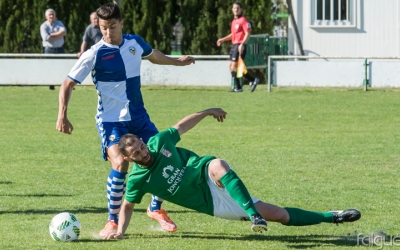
[118,134,139,156]
[96,2,122,21]
[233,2,243,9]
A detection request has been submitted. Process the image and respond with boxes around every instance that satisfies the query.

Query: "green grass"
[1,85,400,249]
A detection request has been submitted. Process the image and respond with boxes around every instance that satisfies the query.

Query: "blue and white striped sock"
[107,168,127,224]
[149,194,164,211]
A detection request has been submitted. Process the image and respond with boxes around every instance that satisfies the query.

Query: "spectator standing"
[40,8,67,90]
[77,12,103,58]
[40,8,66,54]
[217,2,259,92]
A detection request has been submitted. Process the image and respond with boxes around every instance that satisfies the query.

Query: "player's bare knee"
[208,159,230,181]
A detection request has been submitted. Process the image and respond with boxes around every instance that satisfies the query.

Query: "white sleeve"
[67,49,96,84]
[40,23,50,41]
[57,20,67,33]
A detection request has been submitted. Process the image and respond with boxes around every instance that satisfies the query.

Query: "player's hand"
[56,118,74,134]
[207,108,227,122]
[103,232,124,240]
[217,39,223,46]
[76,52,82,58]
[177,55,195,65]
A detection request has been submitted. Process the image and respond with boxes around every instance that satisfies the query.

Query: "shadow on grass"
[124,232,358,247]
[0,194,73,197]
[0,207,198,215]
[0,181,13,184]
[0,206,108,215]
[70,239,114,243]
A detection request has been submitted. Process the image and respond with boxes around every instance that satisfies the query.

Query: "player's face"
[232,4,242,17]
[122,139,154,167]
[99,18,123,45]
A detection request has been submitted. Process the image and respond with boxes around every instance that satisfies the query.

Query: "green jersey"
[125,128,216,216]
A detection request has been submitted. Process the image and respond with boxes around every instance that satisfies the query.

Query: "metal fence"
[244,34,288,69]
[267,56,400,92]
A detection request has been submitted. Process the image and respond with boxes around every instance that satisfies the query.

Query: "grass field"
[1,85,400,249]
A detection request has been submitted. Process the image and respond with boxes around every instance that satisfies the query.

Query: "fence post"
[363,59,369,91]
[268,56,272,92]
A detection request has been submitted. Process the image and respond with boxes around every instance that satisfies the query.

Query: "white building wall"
[289,0,399,57]
[274,59,400,88]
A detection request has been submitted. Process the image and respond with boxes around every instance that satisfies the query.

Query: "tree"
[0,0,109,53]
[180,0,273,55]
[0,0,43,53]
[0,0,273,55]
[121,0,178,54]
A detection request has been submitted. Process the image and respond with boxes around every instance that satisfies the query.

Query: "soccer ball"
[49,212,81,241]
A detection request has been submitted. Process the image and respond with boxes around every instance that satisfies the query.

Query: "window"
[311,0,356,28]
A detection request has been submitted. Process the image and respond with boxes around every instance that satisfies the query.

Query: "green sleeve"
[124,175,146,204]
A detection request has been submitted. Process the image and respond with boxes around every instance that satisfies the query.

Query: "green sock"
[220,169,258,219]
[284,207,334,226]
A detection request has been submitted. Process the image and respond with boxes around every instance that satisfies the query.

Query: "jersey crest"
[162,149,172,157]
[129,46,136,55]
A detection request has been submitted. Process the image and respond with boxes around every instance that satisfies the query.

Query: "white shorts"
[207,162,259,221]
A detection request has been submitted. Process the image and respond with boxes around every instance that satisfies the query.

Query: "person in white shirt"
[40,8,66,54]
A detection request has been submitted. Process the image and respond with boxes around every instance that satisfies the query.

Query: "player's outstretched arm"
[56,77,77,134]
[173,108,227,136]
[146,49,195,66]
[104,200,135,240]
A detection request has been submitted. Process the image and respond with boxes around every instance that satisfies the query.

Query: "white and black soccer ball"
[49,212,81,241]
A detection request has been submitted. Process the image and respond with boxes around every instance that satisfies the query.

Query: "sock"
[284,207,334,226]
[220,169,258,219]
[243,72,255,82]
[149,195,164,211]
[107,168,127,224]
[231,72,241,89]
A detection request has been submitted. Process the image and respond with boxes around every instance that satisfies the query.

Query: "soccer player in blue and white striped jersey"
[56,2,195,236]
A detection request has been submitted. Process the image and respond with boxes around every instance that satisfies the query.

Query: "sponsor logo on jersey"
[162,149,172,157]
[161,165,186,194]
[166,167,186,194]
[109,134,116,141]
[235,24,239,29]
[162,165,174,178]
[102,54,115,60]
[129,46,136,55]
[247,23,251,28]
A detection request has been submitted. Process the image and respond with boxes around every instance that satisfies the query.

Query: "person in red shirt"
[217,2,259,92]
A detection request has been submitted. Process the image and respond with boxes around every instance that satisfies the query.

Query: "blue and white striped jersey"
[68,34,153,122]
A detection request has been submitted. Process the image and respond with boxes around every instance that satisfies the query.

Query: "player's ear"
[120,20,124,29]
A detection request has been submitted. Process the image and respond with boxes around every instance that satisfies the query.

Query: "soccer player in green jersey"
[104,108,361,239]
